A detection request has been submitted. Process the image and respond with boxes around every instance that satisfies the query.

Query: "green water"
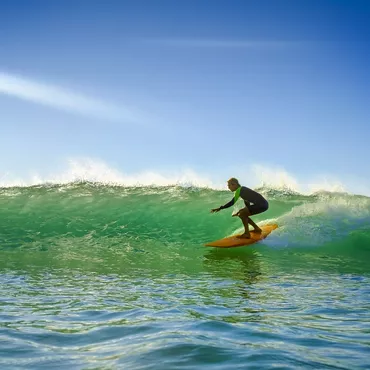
[1,184,370,369]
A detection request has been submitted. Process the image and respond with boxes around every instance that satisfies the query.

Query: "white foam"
[250,164,350,195]
[0,158,219,189]
[264,195,370,248]
[0,158,369,197]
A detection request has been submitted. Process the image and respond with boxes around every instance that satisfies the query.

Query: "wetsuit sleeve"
[220,198,235,210]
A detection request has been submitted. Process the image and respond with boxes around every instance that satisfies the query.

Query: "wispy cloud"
[143,38,300,49]
[0,72,139,123]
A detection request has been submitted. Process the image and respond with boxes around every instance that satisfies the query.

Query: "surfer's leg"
[248,202,269,233]
[236,208,251,238]
[248,218,262,233]
[238,207,261,233]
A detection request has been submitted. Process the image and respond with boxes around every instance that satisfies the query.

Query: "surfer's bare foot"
[237,233,251,239]
[253,228,262,233]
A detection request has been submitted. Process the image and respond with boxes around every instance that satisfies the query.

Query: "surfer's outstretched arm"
[220,198,235,210]
[211,198,235,213]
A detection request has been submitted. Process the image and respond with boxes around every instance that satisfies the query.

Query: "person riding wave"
[211,178,269,238]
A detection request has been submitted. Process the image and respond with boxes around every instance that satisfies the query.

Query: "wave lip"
[2,159,369,197]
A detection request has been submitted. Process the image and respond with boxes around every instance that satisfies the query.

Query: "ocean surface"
[1,183,369,369]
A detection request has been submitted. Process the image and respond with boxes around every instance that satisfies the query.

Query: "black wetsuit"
[220,186,269,215]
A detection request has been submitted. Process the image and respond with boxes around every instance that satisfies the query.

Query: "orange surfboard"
[205,224,278,248]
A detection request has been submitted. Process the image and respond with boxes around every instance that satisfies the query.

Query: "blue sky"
[0,0,369,193]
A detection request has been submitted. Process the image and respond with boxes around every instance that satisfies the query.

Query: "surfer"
[211,178,269,238]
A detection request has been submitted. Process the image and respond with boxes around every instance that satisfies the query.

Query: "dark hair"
[228,177,240,186]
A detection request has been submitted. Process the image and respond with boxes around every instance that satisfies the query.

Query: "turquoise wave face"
[1,183,369,257]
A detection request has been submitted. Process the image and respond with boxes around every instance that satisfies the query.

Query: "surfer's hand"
[232,211,240,217]
[211,207,221,213]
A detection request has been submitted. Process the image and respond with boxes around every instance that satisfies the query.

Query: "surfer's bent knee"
[238,208,251,218]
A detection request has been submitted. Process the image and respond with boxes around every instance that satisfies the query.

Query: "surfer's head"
[227,178,240,191]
